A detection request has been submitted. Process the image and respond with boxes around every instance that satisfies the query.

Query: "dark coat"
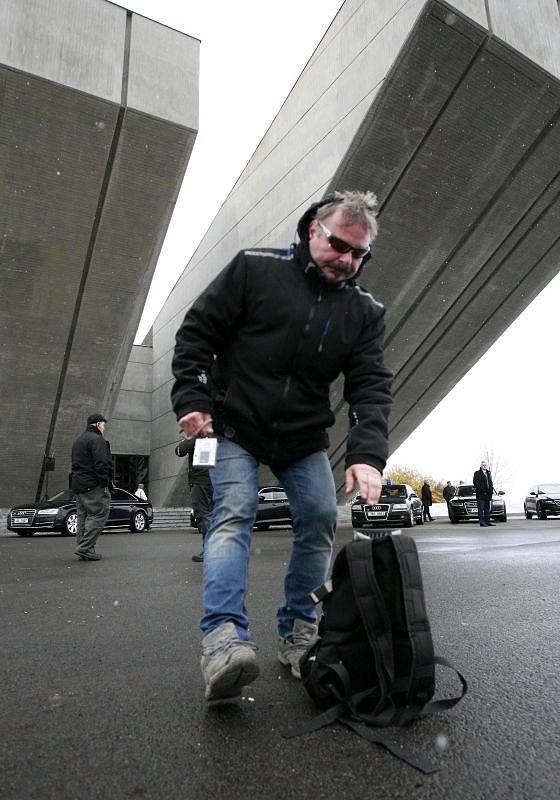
[70,427,112,494]
[473,469,494,500]
[442,484,456,502]
[421,483,433,506]
[171,201,393,471]
[174,438,212,487]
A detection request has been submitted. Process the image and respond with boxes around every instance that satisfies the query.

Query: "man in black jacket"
[442,480,456,520]
[421,481,433,521]
[473,460,495,527]
[171,190,392,702]
[175,437,213,562]
[70,413,113,560]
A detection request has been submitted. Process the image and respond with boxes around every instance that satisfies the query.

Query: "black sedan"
[351,483,423,529]
[190,485,292,530]
[448,484,507,523]
[524,483,560,519]
[7,488,154,537]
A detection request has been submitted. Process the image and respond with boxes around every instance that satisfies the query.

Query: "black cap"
[87,413,107,425]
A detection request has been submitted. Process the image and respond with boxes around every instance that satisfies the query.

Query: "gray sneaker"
[277,618,318,679]
[201,622,259,702]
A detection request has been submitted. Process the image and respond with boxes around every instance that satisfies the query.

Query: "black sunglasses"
[317,220,370,259]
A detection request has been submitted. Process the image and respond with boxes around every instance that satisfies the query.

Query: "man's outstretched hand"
[345,463,382,505]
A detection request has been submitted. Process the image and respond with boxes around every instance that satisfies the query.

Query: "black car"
[351,483,423,529]
[524,483,560,519]
[448,484,507,523]
[7,488,154,536]
[189,485,292,530]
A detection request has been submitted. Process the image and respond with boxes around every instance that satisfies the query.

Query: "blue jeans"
[477,497,491,525]
[201,437,338,640]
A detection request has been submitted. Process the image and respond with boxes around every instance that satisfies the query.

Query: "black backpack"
[284,534,467,774]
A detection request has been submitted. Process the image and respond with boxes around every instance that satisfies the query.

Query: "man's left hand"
[345,464,383,505]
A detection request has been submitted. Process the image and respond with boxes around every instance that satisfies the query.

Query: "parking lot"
[1,518,559,800]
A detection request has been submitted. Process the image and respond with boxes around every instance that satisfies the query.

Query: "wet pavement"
[1,519,559,799]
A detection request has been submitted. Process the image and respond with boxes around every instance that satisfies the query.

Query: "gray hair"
[316,190,379,240]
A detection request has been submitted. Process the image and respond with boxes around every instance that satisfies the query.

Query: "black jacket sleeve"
[171,253,248,421]
[92,437,112,487]
[342,306,393,473]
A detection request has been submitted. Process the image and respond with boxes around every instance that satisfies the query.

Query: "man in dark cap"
[70,414,113,560]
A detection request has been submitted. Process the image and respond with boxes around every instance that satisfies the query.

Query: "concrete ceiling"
[324,1,560,493]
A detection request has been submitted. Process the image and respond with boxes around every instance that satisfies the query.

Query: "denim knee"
[296,501,337,540]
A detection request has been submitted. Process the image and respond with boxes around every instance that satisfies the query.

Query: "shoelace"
[203,636,258,658]
[289,630,316,653]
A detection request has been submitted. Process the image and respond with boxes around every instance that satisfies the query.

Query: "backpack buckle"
[309,579,333,604]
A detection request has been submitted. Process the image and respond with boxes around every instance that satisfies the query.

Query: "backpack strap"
[390,535,435,704]
[345,540,395,694]
[339,718,441,774]
[419,655,468,715]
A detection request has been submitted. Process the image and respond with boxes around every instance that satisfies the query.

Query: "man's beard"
[329,262,353,277]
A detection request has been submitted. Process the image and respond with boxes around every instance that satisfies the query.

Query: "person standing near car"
[70,413,113,561]
[171,190,392,702]
[421,480,433,521]
[443,480,456,520]
[134,483,148,502]
[175,437,213,563]
[473,460,495,527]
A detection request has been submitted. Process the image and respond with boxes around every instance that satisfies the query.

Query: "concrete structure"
[3,0,560,509]
[145,0,560,507]
[0,0,199,505]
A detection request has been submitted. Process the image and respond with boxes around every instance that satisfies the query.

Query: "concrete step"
[151,507,194,529]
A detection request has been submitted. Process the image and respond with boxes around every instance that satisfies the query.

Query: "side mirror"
[529,492,536,496]
[498,490,505,496]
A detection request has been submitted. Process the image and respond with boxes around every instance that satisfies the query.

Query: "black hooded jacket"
[71,426,113,494]
[171,198,393,473]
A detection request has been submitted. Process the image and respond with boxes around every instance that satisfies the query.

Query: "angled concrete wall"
[110,343,152,456]
[148,0,560,506]
[0,0,199,505]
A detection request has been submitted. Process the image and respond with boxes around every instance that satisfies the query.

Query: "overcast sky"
[118,0,560,503]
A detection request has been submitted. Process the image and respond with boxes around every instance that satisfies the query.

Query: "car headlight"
[37,508,59,515]
[392,504,408,510]
[351,504,363,511]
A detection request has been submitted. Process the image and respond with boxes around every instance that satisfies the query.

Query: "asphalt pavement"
[1,519,559,800]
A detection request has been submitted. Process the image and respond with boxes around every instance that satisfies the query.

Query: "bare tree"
[481,447,511,492]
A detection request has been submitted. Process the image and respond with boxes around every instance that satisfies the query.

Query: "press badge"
[193,437,218,467]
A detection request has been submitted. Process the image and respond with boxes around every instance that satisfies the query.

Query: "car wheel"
[131,511,147,532]
[63,512,78,536]
[524,505,533,519]
[450,512,458,524]
[404,510,414,528]
[498,512,507,522]
[17,530,35,537]
[537,503,547,520]
[415,514,423,525]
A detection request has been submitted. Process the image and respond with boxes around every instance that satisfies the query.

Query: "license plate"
[13,518,29,524]
[367,511,386,517]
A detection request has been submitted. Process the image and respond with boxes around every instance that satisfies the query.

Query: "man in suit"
[473,461,495,527]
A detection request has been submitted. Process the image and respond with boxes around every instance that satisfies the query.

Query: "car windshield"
[47,490,74,503]
[380,485,407,498]
[538,484,560,494]
[457,486,475,497]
